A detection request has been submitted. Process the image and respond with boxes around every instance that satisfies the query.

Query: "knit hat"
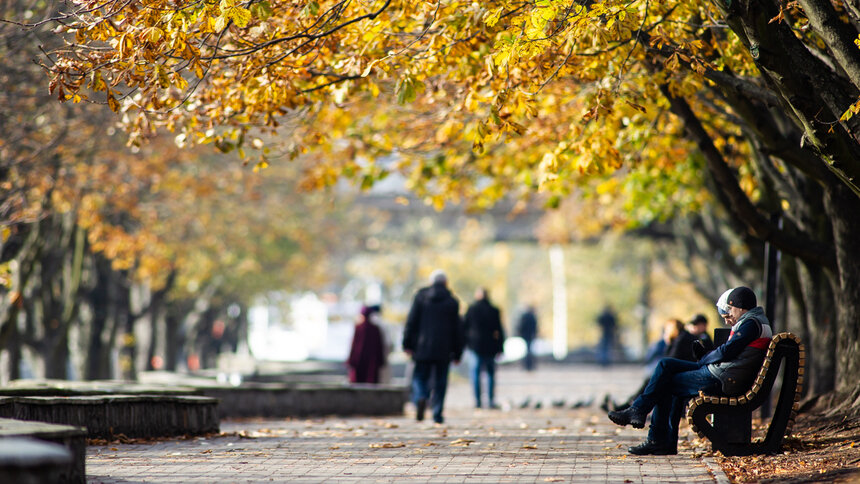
[727,286,756,310]
[430,269,447,284]
[715,288,733,316]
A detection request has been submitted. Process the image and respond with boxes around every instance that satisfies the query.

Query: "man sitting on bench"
[608,286,772,455]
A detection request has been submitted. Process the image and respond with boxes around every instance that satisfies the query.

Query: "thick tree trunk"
[823,184,860,390]
[797,261,838,394]
[165,313,182,372]
[85,256,115,380]
[44,330,69,379]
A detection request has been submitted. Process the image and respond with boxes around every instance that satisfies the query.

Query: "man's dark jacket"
[463,298,505,356]
[402,282,464,362]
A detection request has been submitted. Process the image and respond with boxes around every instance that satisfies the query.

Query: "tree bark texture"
[714,0,860,196]
[823,184,860,390]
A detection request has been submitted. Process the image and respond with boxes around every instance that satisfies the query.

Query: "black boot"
[416,399,426,422]
[607,407,647,428]
[628,439,677,455]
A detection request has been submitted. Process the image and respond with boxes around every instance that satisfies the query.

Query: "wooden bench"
[687,332,804,456]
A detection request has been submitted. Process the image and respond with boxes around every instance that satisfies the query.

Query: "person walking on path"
[347,305,387,384]
[517,305,538,371]
[402,270,464,424]
[608,286,772,456]
[463,287,506,409]
[596,305,617,366]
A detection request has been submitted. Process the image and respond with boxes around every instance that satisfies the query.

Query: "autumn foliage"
[4,0,860,396]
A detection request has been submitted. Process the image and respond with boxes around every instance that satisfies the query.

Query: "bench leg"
[713,411,751,445]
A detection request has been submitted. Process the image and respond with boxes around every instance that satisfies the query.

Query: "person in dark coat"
[517,305,538,371]
[347,305,387,384]
[402,270,464,424]
[596,305,618,366]
[463,287,505,409]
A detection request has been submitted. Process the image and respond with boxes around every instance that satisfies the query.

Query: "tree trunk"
[44,329,69,379]
[165,312,182,372]
[797,260,837,394]
[823,183,860,390]
[85,255,115,380]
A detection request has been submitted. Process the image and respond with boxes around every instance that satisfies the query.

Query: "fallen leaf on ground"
[369,442,405,448]
[450,438,475,446]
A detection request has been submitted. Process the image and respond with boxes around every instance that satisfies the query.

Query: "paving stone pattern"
[86,363,729,483]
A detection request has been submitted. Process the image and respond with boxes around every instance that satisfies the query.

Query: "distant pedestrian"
[402,270,464,424]
[596,305,617,366]
[463,287,505,409]
[517,305,538,371]
[347,305,387,384]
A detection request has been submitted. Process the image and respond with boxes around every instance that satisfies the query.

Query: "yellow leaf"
[214,15,228,32]
[230,7,252,28]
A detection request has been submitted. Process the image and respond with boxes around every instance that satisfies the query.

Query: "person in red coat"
[347,305,387,384]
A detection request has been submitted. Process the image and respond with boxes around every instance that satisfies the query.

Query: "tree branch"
[659,83,838,271]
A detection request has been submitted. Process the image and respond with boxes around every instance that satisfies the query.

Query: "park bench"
[687,332,804,456]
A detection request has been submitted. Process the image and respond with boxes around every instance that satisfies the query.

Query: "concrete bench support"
[0,419,87,483]
[0,395,219,439]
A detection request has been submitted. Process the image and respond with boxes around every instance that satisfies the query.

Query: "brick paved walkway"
[86,363,729,483]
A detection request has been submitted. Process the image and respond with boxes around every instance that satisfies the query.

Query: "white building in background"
[246,285,389,363]
[247,292,330,362]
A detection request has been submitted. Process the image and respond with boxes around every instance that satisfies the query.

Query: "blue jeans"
[471,353,497,407]
[632,357,720,445]
[411,360,450,421]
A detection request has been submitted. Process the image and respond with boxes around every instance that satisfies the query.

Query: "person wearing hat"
[402,269,464,424]
[608,286,772,455]
[347,305,387,384]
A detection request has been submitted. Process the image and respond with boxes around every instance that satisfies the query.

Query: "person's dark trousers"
[472,353,497,407]
[412,360,450,422]
[646,393,691,447]
[631,357,720,446]
[523,341,535,370]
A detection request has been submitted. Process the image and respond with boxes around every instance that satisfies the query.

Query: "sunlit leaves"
[18,0,770,228]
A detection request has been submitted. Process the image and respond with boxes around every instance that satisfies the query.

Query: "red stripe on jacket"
[727,332,771,350]
[747,337,771,349]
